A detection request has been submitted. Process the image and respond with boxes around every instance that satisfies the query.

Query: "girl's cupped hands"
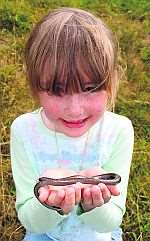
[38,168,120,214]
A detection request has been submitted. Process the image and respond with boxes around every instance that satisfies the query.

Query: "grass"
[0,0,150,240]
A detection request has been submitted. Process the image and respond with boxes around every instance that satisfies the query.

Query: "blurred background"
[0,0,150,240]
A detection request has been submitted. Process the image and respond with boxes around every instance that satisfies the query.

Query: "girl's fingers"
[38,186,49,202]
[91,185,104,207]
[53,189,65,206]
[98,183,111,203]
[107,185,120,196]
[74,182,82,204]
[39,183,112,213]
[46,190,57,205]
[81,184,111,211]
[46,189,65,207]
[82,187,92,210]
[61,187,75,214]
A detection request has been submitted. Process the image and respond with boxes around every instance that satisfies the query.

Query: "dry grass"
[0,1,150,240]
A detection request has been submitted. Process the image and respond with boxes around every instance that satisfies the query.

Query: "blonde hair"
[24,7,119,110]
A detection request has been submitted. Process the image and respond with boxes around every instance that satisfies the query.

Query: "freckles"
[49,103,60,112]
[46,103,61,116]
[88,94,107,114]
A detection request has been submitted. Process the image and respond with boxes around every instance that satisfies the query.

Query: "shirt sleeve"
[10,120,67,233]
[77,118,134,233]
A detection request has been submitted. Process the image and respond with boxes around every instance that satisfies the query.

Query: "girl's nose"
[64,94,84,117]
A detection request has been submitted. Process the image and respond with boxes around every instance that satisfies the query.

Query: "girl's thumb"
[38,186,50,202]
[107,185,120,196]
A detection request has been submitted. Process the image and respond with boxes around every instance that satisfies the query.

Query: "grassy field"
[0,0,150,240]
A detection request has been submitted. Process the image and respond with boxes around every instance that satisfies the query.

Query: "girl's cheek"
[89,96,107,113]
[45,102,62,118]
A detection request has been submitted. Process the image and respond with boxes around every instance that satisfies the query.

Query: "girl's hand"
[79,166,120,211]
[38,168,82,214]
[38,182,82,214]
[80,183,120,212]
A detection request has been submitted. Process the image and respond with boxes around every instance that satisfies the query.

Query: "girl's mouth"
[61,117,89,128]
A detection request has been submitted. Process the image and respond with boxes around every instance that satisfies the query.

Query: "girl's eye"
[53,85,65,96]
[83,85,97,93]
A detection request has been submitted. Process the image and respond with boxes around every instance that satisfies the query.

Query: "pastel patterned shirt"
[10,108,134,241]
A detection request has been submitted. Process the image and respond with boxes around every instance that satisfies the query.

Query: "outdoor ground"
[0,0,150,240]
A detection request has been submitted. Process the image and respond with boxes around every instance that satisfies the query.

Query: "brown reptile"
[34,173,121,213]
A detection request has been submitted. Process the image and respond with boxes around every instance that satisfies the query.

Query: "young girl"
[10,7,134,241]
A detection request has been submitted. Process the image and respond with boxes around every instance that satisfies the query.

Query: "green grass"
[0,0,150,240]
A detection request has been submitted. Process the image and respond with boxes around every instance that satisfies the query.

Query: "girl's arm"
[10,121,67,233]
[77,119,134,233]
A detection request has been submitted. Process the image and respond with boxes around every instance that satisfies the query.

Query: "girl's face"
[38,90,108,137]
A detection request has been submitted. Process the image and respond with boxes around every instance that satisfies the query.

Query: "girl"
[10,7,134,241]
